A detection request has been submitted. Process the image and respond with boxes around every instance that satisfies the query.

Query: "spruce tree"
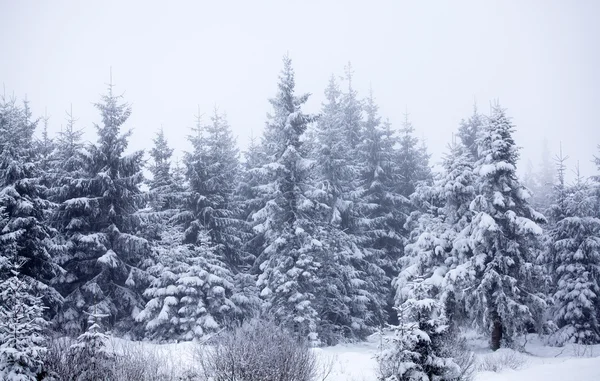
[0,259,48,381]
[136,226,237,341]
[53,82,150,334]
[68,310,114,381]
[551,168,600,344]
[355,92,407,324]
[0,96,62,316]
[308,76,383,343]
[460,105,546,349]
[179,109,246,271]
[251,56,326,344]
[379,281,460,381]
[457,103,483,161]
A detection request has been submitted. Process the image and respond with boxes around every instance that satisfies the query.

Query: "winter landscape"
[1,1,599,380]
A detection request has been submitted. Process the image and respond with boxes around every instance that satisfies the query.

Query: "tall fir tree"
[458,105,546,350]
[250,56,330,344]
[179,109,246,271]
[0,96,62,316]
[53,82,150,335]
[550,166,600,344]
[308,76,384,343]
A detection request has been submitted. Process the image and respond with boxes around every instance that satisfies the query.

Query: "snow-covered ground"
[110,333,600,381]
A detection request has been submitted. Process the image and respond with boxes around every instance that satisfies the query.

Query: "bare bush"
[196,318,330,381]
[476,349,528,373]
[442,337,476,381]
[42,336,188,381]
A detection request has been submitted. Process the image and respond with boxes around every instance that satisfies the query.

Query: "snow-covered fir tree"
[35,113,56,188]
[179,108,247,271]
[457,103,483,161]
[340,63,363,152]
[250,56,330,344]
[550,167,600,344]
[53,82,150,335]
[458,105,546,350]
[136,226,237,341]
[147,127,178,211]
[396,112,432,199]
[0,96,62,316]
[379,281,460,381]
[0,259,48,381]
[308,76,383,343]
[68,310,114,381]
[355,92,408,324]
[49,107,85,195]
[400,140,477,331]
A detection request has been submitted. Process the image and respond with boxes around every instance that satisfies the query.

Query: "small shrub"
[476,349,527,373]
[43,337,187,380]
[196,318,328,381]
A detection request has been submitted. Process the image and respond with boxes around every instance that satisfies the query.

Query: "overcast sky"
[1,0,599,178]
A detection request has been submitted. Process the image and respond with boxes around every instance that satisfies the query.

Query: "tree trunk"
[491,313,503,351]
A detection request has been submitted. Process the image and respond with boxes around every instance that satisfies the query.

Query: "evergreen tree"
[308,76,383,343]
[0,259,48,381]
[251,56,326,344]
[396,112,432,199]
[53,83,150,335]
[459,105,546,350]
[147,127,178,211]
[400,140,477,331]
[136,226,237,341]
[36,113,56,188]
[551,167,600,344]
[379,281,460,381]
[68,310,114,381]
[179,108,246,271]
[340,63,363,151]
[457,103,483,161]
[355,92,407,324]
[50,107,85,192]
[0,96,62,315]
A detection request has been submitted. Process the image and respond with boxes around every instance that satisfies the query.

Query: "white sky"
[1,0,599,178]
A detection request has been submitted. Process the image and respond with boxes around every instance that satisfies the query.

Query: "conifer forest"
[1,2,600,380]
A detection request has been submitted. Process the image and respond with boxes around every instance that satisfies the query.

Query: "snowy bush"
[196,318,328,381]
[475,349,527,373]
[43,337,188,381]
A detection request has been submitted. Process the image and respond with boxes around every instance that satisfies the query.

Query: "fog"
[1,0,599,177]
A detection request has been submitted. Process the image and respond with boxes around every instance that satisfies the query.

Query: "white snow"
[103,333,600,381]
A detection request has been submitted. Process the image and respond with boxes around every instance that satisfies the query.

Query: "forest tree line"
[1,56,600,379]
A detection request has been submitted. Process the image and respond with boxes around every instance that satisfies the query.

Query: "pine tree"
[457,103,483,161]
[136,227,237,341]
[36,113,56,188]
[307,76,383,343]
[379,281,460,381]
[50,107,85,193]
[551,166,600,344]
[179,108,246,271]
[340,63,363,151]
[53,82,150,335]
[251,56,326,344]
[399,140,477,331]
[0,96,62,316]
[68,310,114,381]
[460,105,546,350]
[148,127,178,211]
[355,92,407,324]
[0,259,48,381]
[396,112,432,199]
